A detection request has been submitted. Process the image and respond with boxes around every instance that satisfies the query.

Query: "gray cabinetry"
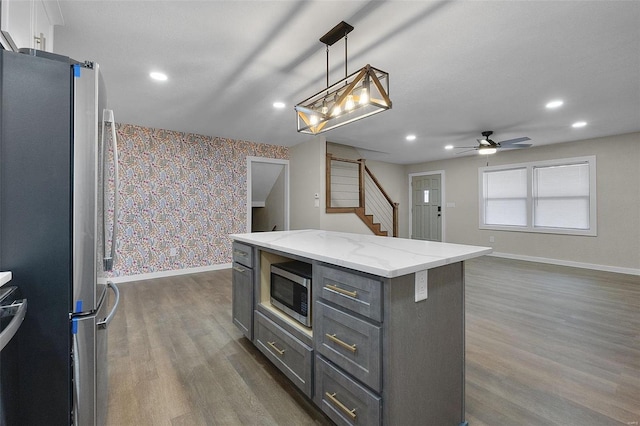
[255,311,313,397]
[315,355,381,426]
[232,242,254,340]
[316,263,382,322]
[314,301,381,392]
[231,238,468,426]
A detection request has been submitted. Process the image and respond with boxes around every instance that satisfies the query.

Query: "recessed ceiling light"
[406,134,416,141]
[149,72,168,81]
[546,100,563,109]
[445,145,454,150]
[572,121,587,128]
[273,102,286,109]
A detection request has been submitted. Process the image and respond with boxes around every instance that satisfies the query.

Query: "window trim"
[478,156,597,236]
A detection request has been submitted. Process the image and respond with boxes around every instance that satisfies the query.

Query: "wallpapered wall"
[112,123,288,277]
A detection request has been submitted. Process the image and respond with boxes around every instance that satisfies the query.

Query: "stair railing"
[326,153,398,237]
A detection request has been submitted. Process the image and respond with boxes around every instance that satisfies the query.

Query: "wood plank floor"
[106,257,640,425]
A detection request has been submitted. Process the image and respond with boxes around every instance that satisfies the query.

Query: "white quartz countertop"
[0,271,12,287]
[231,230,492,278]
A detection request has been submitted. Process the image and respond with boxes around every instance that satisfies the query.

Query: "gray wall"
[292,133,639,272]
[290,136,324,230]
[405,132,640,272]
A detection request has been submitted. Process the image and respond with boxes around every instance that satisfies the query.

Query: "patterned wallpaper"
[112,123,288,277]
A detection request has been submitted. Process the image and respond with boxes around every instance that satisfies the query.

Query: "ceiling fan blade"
[455,148,477,154]
[500,143,533,149]
[499,136,531,146]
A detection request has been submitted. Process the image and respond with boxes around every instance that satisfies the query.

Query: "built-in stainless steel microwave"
[270,261,312,327]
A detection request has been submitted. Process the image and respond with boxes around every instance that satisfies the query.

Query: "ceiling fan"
[454,131,532,154]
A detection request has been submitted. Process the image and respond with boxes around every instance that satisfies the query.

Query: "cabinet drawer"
[255,311,313,397]
[315,355,381,426]
[316,264,382,322]
[232,241,253,268]
[314,301,381,392]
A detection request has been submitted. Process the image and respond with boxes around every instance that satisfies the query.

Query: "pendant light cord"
[326,44,329,88]
[344,32,348,78]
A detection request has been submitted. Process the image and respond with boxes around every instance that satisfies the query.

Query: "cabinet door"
[232,262,253,340]
[32,0,49,50]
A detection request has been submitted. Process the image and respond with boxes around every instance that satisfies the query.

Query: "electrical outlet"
[489,236,495,243]
[415,270,428,302]
[170,247,177,257]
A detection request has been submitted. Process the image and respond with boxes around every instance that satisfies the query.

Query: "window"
[483,168,527,227]
[479,156,596,235]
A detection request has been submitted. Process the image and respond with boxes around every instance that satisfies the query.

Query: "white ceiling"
[53,1,640,165]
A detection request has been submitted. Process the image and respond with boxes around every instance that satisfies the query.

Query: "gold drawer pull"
[325,284,357,299]
[325,392,357,420]
[326,333,357,353]
[233,249,248,258]
[232,265,246,273]
[267,341,285,356]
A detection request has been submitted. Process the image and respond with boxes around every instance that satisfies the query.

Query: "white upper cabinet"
[1,0,63,52]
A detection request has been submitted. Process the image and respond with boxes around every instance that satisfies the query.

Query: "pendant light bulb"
[345,95,355,111]
[310,114,319,125]
[332,94,341,116]
[359,87,369,105]
[359,76,370,105]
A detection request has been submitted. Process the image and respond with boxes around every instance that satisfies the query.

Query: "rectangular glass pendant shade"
[295,64,391,135]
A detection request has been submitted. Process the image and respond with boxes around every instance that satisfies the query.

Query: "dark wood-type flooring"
[106,257,639,425]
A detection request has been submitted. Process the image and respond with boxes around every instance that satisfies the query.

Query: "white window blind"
[533,163,590,229]
[483,168,527,226]
[479,156,596,236]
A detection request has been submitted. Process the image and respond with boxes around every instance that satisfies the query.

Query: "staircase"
[354,207,388,236]
[326,154,398,237]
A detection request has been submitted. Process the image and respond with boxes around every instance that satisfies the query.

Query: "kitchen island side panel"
[383,262,465,425]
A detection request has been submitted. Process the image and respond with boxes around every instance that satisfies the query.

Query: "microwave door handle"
[102,109,119,271]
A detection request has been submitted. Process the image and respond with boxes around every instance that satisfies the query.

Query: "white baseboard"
[108,263,233,284]
[489,252,640,276]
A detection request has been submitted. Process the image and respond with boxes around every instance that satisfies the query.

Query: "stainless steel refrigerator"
[0,48,120,425]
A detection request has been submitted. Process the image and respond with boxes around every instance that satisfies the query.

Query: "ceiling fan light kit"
[295,21,392,135]
[478,146,497,155]
[454,130,533,155]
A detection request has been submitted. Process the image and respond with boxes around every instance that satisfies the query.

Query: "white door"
[411,174,442,241]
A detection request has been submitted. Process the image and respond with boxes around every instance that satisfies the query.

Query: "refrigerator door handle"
[101,109,119,271]
[97,282,120,330]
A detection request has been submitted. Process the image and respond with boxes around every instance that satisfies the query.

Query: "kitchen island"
[230,229,491,426]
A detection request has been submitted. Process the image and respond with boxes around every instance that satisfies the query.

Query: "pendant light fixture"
[295,21,392,135]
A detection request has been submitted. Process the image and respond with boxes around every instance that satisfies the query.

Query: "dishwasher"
[0,286,27,425]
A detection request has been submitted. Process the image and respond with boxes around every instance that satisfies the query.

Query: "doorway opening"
[247,157,290,232]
